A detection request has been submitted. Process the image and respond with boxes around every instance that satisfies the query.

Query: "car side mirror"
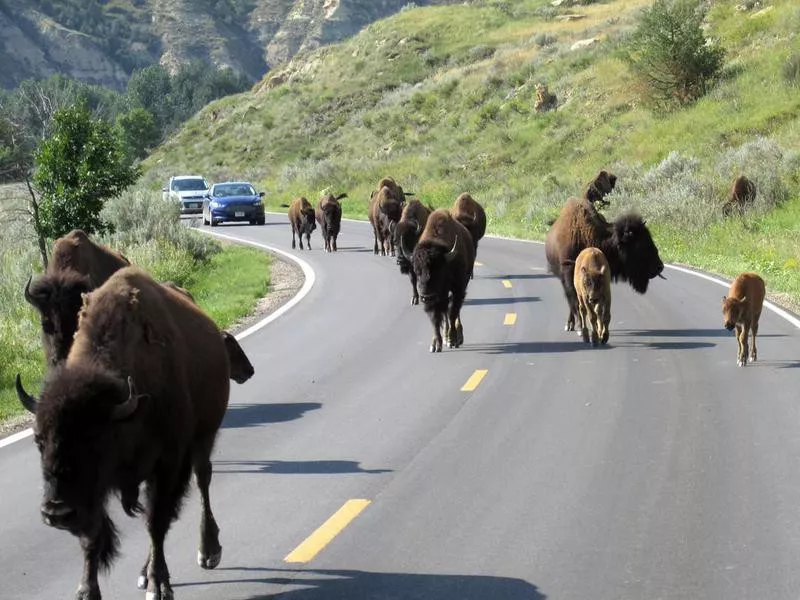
[162,187,168,192]
[259,191,265,198]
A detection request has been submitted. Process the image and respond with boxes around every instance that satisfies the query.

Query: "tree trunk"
[24,174,48,270]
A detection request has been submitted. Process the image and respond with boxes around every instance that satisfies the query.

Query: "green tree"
[115,106,161,164]
[625,0,724,108]
[34,106,140,240]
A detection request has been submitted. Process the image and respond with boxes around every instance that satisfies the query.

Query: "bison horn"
[414,220,421,235]
[15,373,38,414]
[23,276,36,307]
[658,273,667,280]
[400,231,413,259]
[112,376,141,421]
[445,235,459,263]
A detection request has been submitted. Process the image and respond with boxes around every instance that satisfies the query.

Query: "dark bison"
[287,197,316,250]
[369,177,412,256]
[395,199,434,305]
[583,170,617,209]
[16,266,230,600]
[722,175,757,217]
[315,192,347,252]
[412,209,475,352]
[545,197,664,332]
[25,232,254,384]
[450,192,486,273]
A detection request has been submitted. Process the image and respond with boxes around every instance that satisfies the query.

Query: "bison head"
[223,332,255,384]
[24,271,91,366]
[609,214,664,294]
[412,237,459,305]
[395,218,423,273]
[721,295,747,331]
[580,264,607,305]
[320,202,342,235]
[16,367,144,535]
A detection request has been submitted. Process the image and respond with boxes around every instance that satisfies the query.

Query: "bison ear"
[722,295,727,302]
[581,265,588,274]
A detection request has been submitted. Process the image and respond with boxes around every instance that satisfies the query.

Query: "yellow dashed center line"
[474,261,484,267]
[461,369,488,392]
[502,279,512,288]
[284,499,371,563]
[504,313,517,326]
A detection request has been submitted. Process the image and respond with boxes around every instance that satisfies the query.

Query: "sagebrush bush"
[714,137,790,213]
[783,52,800,86]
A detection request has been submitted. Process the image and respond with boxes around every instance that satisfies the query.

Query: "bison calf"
[573,247,611,346]
[288,197,316,250]
[722,272,766,367]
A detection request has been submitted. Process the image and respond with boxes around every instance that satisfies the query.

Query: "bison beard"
[545,198,664,332]
[395,199,433,305]
[17,267,230,600]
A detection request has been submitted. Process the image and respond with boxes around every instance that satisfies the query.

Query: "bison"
[25,232,254,385]
[412,209,475,352]
[450,192,486,273]
[16,266,230,600]
[316,192,347,252]
[583,170,617,209]
[572,247,611,346]
[287,197,316,250]
[722,272,766,367]
[545,197,664,333]
[395,199,434,305]
[722,175,757,217]
[369,177,412,256]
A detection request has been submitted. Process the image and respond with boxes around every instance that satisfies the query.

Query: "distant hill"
[0,0,459,90]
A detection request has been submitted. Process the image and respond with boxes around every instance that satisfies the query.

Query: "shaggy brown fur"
[288,196,316,250]
[49,229,130,287]
[583,170,617,209]
[545,197,664,332]
[316,192,347,252]
[722,272,766,367]
[396,198,434,305]
[573,247,611,346]
[450,192,486,274]
[722,175,757,217]
[17,266,230,600]
[369,178,407,256]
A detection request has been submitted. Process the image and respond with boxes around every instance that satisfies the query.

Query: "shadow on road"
[213,459,391,475]
[335,246,374,253]
[464,296,541,306]
[484,274,554,280]
[463,341,591,354]
[222,403,321,429]
[619,341,716,350]
[175,568,546,599]
[616,328,786,338]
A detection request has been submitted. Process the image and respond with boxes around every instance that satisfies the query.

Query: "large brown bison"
[395,199,434,305]
[16,266,230,600]
[583,170,617,209]
[412,209,475,352]
[315,192,347,252]
[287,197,316,250]
[722,272,766,367]
[722,174,757,217]
[369,177,412,256]
[451,193,486,271]
[25,232,254,385]
[545,198,664,332]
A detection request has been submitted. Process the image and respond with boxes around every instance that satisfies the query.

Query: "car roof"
[213,181,254,186]
[172,175,206,179]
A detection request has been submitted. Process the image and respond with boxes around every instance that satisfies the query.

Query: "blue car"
[202,181,266,226]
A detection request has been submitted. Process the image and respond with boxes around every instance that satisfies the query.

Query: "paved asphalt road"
[3,215,800,600]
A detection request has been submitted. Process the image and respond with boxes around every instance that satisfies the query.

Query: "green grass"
[0,242,271,423]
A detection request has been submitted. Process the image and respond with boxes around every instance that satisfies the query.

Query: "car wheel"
[257,217,266,226]
[211,219,219,227]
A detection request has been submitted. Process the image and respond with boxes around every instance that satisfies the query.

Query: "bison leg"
[373,231,379,255]
[560,269,578,332]
[306,232,312,250]
[600,305,611,345]
[576,299,590,343]
[76,513,118,600]
[735,324,748,367]
[426,307,444,353]
[410,272,419,306]
[750,319,758,362]
[332,235,338,252]
[291,227,297,250]
[194,439,222,570]
[447,291,466,348]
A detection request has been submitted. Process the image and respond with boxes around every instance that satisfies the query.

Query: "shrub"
[783,52,800,86]
[624,0,725,108]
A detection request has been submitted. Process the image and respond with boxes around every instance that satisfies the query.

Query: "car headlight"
[209,200,222,209]
[253,199,262,206]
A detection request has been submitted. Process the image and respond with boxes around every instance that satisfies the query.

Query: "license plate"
[235,211,245,217]
[190,203,200,208]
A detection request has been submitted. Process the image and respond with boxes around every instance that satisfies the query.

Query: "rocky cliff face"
[0,0,457,90]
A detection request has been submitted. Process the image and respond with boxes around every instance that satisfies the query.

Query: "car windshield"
[173,178,208,192]
[214,184,255,197]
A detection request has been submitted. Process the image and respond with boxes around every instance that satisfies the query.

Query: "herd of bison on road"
[10,171,767,599]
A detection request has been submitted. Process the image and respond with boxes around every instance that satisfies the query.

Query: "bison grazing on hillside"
[545,198,664,332]
[369,177,412,256]
[722,272,766,367]
[288,197,317,250]
[722,174,757,217]
[573,247,612,346]
[395,199,434,305]
[412,209,475,352]
[451,192,486,273]
[316,192,347,252]
[16,266,230,600]
[583,170,617,209]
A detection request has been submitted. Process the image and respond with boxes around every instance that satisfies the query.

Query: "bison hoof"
[145,584,174,600]
[737,359,746,367]
[198,547,222,570]
[75,585,101,600]
[601,332,610,344]
[137,575,147,590]
[411,296,419,306]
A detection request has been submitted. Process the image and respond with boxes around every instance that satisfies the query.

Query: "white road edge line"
[0,228,316,450]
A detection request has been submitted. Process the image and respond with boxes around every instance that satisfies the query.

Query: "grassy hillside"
[144,0,800,304]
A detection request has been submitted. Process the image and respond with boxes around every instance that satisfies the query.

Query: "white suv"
[163,175,210,215]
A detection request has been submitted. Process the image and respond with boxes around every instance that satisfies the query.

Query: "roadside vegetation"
[0,189,270,423]
[142,0,800,306]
